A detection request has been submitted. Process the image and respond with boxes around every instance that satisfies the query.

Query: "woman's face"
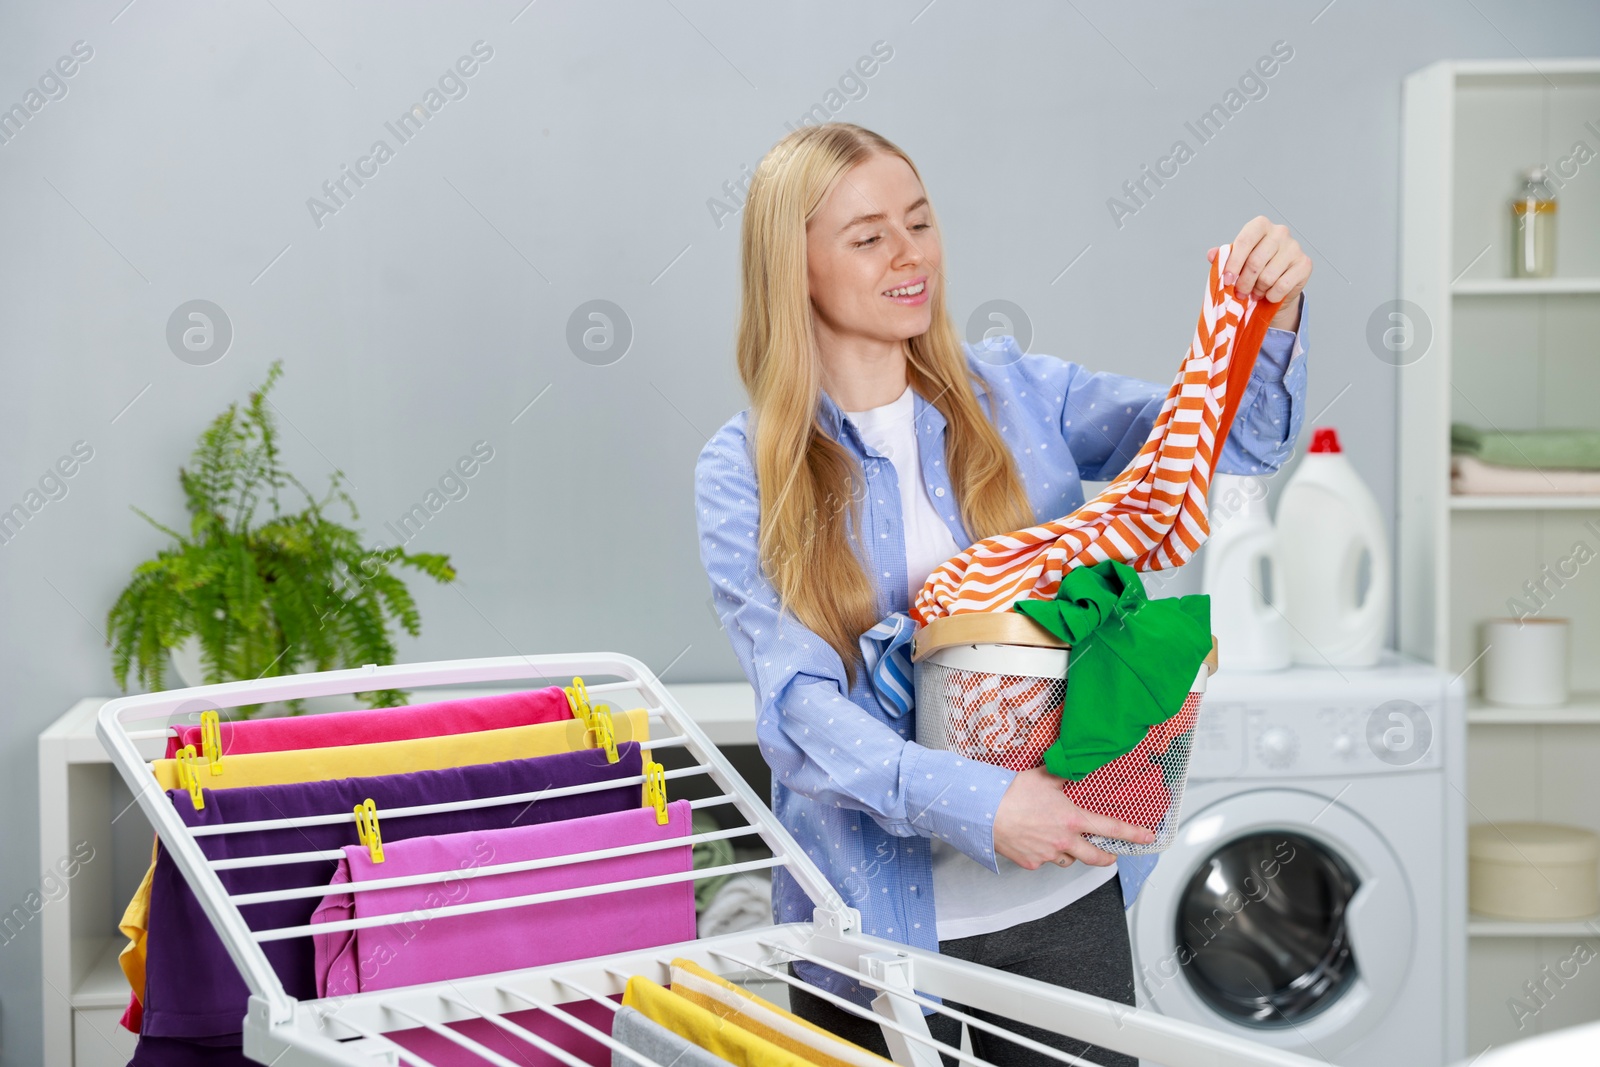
[806,152,941,347]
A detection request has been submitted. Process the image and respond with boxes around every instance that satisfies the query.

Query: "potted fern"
[106,360,456,713]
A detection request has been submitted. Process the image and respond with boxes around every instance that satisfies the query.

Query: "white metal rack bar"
[99,651,1327,1066]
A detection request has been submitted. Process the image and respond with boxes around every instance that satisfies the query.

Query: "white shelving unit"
[1449,495,1600,510]
[38,698,161,1067]
[38,682,760,1066]
[1399,58,1600,1054]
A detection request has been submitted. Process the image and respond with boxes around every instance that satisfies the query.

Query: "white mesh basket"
[912,623,1211,855]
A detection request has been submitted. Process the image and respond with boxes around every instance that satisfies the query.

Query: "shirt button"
[935,487,946,497]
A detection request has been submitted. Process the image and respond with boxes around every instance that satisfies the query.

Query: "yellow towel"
[118,709,650,1012]
[623,974,813,1067]
[149,708,650,790]
[115,836,158,1028]
[669,957,895,1067]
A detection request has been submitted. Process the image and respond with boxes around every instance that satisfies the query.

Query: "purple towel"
[137,743,643,1049]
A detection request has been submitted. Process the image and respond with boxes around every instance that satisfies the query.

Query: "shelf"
[1469,913,1600,937]
[71,936,130,1010]
[1468,692,1600,725]
[1453,278,1600,295]
[1451,494,1600,510]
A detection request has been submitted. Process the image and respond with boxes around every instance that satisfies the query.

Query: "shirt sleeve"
[1002,292,1308,481]
[695,425,1017,873]
[1213,291,1309,476]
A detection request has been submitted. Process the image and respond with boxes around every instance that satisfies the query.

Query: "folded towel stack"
[1450,422,1600,496]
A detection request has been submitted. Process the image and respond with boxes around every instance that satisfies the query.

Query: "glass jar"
[1511,165,1557,278]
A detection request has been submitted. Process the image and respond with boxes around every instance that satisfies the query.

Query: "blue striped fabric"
[858,610,917,719]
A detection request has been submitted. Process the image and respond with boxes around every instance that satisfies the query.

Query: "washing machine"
[1128,653,1466,1066]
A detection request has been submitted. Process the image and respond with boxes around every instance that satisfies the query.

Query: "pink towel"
[164,686,573,759]
[311,800,697,996]
[1452,454,1600,496]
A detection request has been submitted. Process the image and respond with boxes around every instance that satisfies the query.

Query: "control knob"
[1256,726,1298,769]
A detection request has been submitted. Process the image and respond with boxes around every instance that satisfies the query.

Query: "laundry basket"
[912,612,1217,854]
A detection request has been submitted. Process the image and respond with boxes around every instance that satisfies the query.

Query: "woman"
[694,122,1310,1065]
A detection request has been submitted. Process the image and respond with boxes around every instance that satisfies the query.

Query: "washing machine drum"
[1131,789,1413,1054]
[1175,830,1358,1025]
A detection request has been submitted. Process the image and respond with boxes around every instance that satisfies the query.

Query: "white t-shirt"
[842,384,1117,942]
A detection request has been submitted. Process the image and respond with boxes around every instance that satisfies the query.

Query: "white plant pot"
[166,634,370,717]
[168,634,208,689]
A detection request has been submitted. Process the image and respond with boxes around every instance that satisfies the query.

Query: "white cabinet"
[38,698,160,1067]
[1399,58,1600,1055]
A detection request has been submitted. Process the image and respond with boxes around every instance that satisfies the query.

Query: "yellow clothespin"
[200,710,224,776]
[353,799,384,864]
[175,745,204,810]
[642,760,668,825]
[565,676,592,726]
[585,702,619,763]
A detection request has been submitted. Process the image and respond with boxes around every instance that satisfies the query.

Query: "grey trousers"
[787,873,1138,1067]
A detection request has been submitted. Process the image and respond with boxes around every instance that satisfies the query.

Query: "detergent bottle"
[1274,427,1390,667]
[1202,473,1291,670]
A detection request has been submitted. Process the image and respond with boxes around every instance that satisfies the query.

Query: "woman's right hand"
[993,766,1156,870]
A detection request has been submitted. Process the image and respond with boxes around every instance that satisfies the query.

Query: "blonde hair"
[735,123,1032,688]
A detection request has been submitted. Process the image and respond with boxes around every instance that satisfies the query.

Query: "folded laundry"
[1012,559,1211,782]
[130,743,646,1052]
[697,871,773,939]
[1452,453,1600,496]
[312,800,697,995]
[624,973,814,1067]
[668,957,894,1067]
[164,685,573,759]
[149,706,650,790]
[1452,422,1600,471]
[692,809,735,913]
[612,1004,736,1066]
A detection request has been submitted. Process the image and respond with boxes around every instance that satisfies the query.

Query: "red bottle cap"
[1309,427,1342,453]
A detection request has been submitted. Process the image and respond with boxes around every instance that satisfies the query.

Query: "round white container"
[1480,617,1569,708]
[1469,822,1599,920]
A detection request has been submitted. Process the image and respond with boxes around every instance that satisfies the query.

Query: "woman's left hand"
[1207,216,1311,332]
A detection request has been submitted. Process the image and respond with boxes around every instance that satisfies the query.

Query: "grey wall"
[2,1,1598,1062]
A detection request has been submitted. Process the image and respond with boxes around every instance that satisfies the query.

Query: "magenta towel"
[389,996,622,1067]
[311,800,697,996]
[164,686,572,759]
[127,997,622,1067]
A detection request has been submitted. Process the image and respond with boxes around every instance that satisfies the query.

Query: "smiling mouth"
[883,280,926,297]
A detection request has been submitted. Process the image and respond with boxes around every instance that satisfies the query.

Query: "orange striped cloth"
[911,244,1282,625]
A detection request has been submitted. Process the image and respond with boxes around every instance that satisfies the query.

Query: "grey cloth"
[610,1005,736,1067]
[786,874,1138,1067]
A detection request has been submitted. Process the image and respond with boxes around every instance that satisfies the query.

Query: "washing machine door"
[1130,789,1413,1056]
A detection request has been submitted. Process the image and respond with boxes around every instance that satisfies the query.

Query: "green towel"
[1012,559,1211,782]
[1451,422,1600,471]
[691,810,733,913]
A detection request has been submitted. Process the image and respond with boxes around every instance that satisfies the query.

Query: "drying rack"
[98,651,1326,1067]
